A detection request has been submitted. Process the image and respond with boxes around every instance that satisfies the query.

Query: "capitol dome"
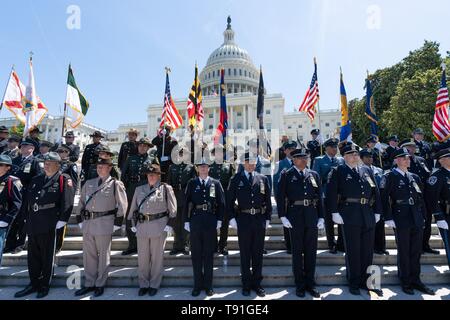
[200,17,261,97]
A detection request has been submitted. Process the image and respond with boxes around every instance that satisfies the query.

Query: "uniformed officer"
[81,131,105,187]
[360,148,388,255]
[228,152,272,297]
[118,128,140,172]
[0,155,22,266]
[5,138,43,253]
[413,128,433,170]
[307,129,322,169]
[128,159,177,296]
[276,147,323,298]
[400,139,437,255]
[210,144,234,255]
[366,136,383,169]
[85,145,119,182]
[36,140,54,161]
[1,135,21,159]
[381,148,435,295]
[313,138,345,254]
[27,127,42,156]
[183,155,225,297]
[277,135,289,162]
[121,137,153,256]
[167,146,196,255]
[425,148,450,265]
[75,158,128,298]
[382,135,399,170]
[327,142,383,296]
[0,126,9,154]
[152,125,178,183]
[54,131,81,163]
[14,152,75,299]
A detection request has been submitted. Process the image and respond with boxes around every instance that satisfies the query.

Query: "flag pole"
[315,57,323,155]
[0,65,15,118]
[61,64,71,142]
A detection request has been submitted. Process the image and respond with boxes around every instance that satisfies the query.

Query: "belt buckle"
[303,199,310,206]
[202,204,208,211]
[90,212,95,220]
[408,198,415,205]
[250,208,256,215]
[33,203,39,212]
[360,198,368,205]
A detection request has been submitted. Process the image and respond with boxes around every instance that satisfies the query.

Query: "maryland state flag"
[339,69,352,142]
[187,64,204,130]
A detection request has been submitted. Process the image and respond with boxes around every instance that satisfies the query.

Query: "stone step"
[0,265,448,287]
[2,249,448,267]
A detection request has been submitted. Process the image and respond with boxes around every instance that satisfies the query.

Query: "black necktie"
[249,173,253,185]
[299,171,304,179]
[331,158,336,165]
[352,168,358,175]
[98,179,103,187]
[201,180,206,188]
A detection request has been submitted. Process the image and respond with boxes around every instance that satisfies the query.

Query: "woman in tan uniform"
[128,160,177,296]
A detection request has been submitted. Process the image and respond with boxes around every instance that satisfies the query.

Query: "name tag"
[310,176,318,188]
[413,182,422,193]
[260,181,265,194]
[210,183,216,198]
[161,156,169,162]
[24,163,31,174]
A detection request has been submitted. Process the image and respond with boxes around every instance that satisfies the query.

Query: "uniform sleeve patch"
[380,176,387,189]
[427,176,438,186]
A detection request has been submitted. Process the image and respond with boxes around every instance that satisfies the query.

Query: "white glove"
[229,218,237,229]
[266,220,270,229]
[184,222,190,233]
[217,221,222,230]
[375,214,381,224]
[113,225,121,232]
[131,227,137,233]
[317,218,325,230]
[332,213,344,225]
[164,225,173,235]
[281,217,293,229]
[437,220,449,230]
[0,221,8,228]
[78,223,83,229]
[385,220,396,228]
[56,221,67,229]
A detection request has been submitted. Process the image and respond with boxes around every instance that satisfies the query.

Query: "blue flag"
[365,76,378,139]
[340,71,352,142]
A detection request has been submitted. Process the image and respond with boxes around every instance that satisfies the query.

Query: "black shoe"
[3,247,13,254]
[296,288,305,298]
[242,288,251,296]
[93,287,104,297]
[12,246,23,254]
[191,289,201,297]
[336,246,345,253]
[374,250,389,255]
[138,288,148,296]
[254,287,266,297]
[263,249,268,255]
[121,248,137,256]
[329,246,338,254]
[423,247,440,255]
[412,283,435,295]
[286,249,292,255]
[218,248,229,256]
[36,288,49,299]
[75,286,95,296]
[148,288,158,296]
[306,287,320,298]
[402,286,415,295]
[169,249,179,255]
[205,289,215,296]
[349,287,361,296]
[14,285,37,298]
[182,250,190,255]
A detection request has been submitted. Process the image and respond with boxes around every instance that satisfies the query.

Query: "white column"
[244,105,247,130]
[229,105,234,130]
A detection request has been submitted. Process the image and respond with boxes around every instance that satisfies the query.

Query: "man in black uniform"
[36,140,54,161]
[152,125,178,183]
[327,142,382,296]
[413,128,433,171]
[307,129,322,169]
[120,137,153,255]
[0,155,22,266]
[63,131,81,163]
[14,152,75,299]
[382,135,399,170]
[228,152,272,297]
[5,139,43,253]
[27,127,41,156]
[118,128,140,172]
[209,145,234,255]
[85,145,119,181]
[183,155,225,297]
[81,131,105,187]
[2,135,21,159]
[381,148,435,295]
[366,136,383,169]
[167,146,196,255]
[277,147,324,298]
[0,126,9,154]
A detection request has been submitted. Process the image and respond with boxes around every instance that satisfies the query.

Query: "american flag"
[432,66,450,142]
[299,59,319,122]
[159,71,182,131]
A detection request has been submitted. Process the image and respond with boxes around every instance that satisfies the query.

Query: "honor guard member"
[228,152,272,297]
[152,125,178,183]
[210,144,234,256]
[167,146,196,255]
[85,145,119,181]
[118,128,140,172]
[183,155,225,297]
[366,136,383,169]
[425,149,450,265]
[273,140,297,254]
[277,135,289,162]
[400,139,437,254]
[413,128,433,170]
[128,160,177,296]
[276,147,324,298]
[382,136,399,170]
[14,152,75,299]
[81,131,105,187]
[2,135,21,159]
[327,142,383,296]
[313,138,345,254]
[381,148,435,295]
[0,126,9,154]
[5,138,43,254]
[360,148,388,255]
[0,155,22,266]
[54,144,79,253]
[36,140,53,161]
[27,127,42,156]
[307,129,322,169]
[120,137,153,256]
[62,131,81,163]
[75,158,128,298]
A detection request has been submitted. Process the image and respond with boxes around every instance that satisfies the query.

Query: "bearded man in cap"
[85,145,119,182]
[62,131,81,163]
[118,128,140,172]
[152,125,178,183]
[27,127,42,156]
[307,129,322,169]
[81,131,105,187]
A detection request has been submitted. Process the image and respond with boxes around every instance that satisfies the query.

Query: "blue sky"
[0,0,449,130]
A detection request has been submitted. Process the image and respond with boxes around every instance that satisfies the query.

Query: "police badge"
[210,183,216,198]
[260,181,265,194]
[310,176,318,188]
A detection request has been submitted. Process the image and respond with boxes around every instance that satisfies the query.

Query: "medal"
[260,181,265,194]
[210,183,216,198]
[33,203,39,212]
[24,163,31,173]
[310,176,318,188]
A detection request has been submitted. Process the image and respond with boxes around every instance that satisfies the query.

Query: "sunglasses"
[0,164,10,167]
[57,150,69,154]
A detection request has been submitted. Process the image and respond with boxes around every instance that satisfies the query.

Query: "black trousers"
[173,206,189,251]
[190,215,217,290]
[124,184,139,250]
[341,224,375,289]
[283,227,291,251]
[218,209,229,251]
[55,226,66,252]
[324,201,344,250]
[236,214,265,289]
[28,230,56,290]
[374,219,386,252]
[290,220,318,290]
[395,226,423,286]
[422,208,433,250]
[5,217,26,250]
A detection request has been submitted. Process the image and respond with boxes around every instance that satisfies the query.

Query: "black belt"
[82,210,116,221]
[240,208,262,215]
[194,203,213,213]
[342,198,370,205]
[396,198,416,206]
[292,199,318,207]
[33,203,56,212]
[137,211,168,223]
